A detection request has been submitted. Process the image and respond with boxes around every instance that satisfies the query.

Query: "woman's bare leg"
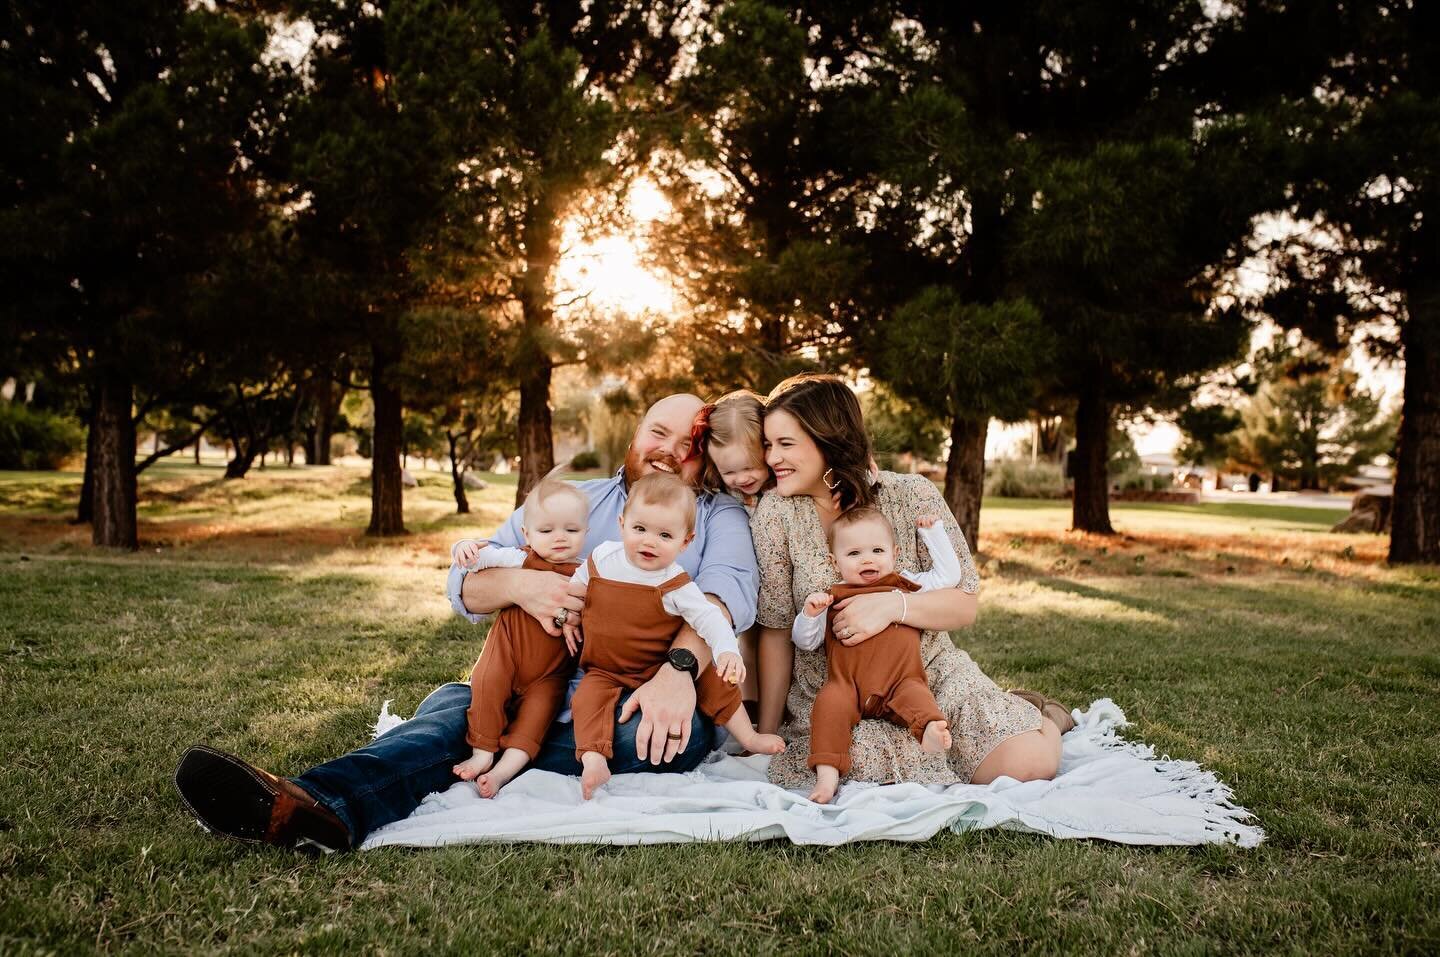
[969,718,1062,785]
[737,626,759,704]
[757,627,793,735]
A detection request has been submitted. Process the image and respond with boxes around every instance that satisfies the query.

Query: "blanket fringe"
[1065,698,1265,847]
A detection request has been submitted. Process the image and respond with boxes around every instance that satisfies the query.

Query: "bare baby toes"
[921,720,951,753]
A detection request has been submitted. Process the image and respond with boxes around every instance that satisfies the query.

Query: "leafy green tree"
[0,1,283,547]
[654,1,893,394]
[1229,341,1396,490]
[1273,2,1440,560]
[400,307,515,514]
[1177,405,1243,469]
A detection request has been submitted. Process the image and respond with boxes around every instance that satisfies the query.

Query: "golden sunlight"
[554,179,676,318]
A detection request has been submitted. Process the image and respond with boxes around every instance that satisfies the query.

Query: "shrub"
[1113,469,1174,492]
[984,459,1067,499]
[570,450,601,470]
[0,403,84,470]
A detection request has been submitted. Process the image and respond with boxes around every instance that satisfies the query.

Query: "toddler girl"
[447,477,587,797]
[686,391,789,736]
[792,507,965,804]
[565,472,785,799]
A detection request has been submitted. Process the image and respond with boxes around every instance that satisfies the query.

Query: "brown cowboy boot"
[1009,689,1077,734]
[174,745,352,853]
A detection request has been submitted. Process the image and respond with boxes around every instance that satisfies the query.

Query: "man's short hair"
[624,472,698,533]
[524,476,589,521]
[826,505,895,550]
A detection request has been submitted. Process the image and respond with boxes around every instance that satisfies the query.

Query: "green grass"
[1,466,1438,953]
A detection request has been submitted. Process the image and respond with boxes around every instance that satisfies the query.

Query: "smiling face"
[619,498,694,571]
[763,408,828,498]
[623,394,704,487]
[829,515,898,585]
[708,441,769,498]
[521,492,588,564]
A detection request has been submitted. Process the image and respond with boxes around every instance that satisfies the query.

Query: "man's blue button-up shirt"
[446,470,759,632]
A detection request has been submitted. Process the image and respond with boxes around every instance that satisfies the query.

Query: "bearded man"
[174,394,757,852]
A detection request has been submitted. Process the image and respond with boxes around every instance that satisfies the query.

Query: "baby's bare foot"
[579,752,611,800]
[478,768,514,798]
[809,765,840,805]
[921,720,951,753]
[453,751,494,781]
[746,733,786,755]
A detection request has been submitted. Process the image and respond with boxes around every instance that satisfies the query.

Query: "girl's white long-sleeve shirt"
[570,540,740,658]
[790,522,965,652]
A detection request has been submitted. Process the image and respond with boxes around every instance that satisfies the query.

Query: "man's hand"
[831,590,904,645]
[512,569,586,637]
[618,663,697,765]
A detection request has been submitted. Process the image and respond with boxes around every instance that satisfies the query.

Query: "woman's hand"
[830,590,905,645]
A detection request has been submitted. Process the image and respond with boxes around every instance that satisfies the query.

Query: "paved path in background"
[1199,490,1354,510]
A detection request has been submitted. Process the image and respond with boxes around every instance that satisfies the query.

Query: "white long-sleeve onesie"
[570,540,740,659]
[451,539,529,571]
[791,522,965,652]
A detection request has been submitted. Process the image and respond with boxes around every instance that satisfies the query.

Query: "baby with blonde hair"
[447,477,589,796]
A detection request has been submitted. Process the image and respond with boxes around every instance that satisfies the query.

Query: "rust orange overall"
[466,549,579,759]
[571,555,742,760]
[808,574,944,776]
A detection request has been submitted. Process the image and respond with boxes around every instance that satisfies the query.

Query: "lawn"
[2,464,1437,953]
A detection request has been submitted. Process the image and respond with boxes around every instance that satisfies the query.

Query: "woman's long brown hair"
[764,374,877,511]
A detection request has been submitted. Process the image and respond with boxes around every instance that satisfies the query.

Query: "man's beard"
[622,445,692,488]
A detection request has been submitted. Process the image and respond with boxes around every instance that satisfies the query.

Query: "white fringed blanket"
[361,698,1263,849]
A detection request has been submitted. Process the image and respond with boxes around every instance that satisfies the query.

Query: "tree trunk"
[1390,302,1440,563]
[91,368,138,549]
[448,433,470,515]
[367,332,407,536]
[514,197,561,506]
[193,435,201,465]
[943,414,988,555]
[1071,388,1115,534]
[75,390,97,524]
[224,440,259,479]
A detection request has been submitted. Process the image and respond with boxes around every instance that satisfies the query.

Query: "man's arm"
[450,502,583,635]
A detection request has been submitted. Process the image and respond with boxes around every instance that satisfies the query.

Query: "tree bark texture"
[943,415,988,555]
[367,332,407,536]
[91,368,138,549]
[514,198,560,507]
[1071,389,1115,534]
[448,432,470,515]
[75,390,97,524]
[1390,303,1440,563]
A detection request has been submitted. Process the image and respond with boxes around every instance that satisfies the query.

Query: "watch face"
[669,649,698,671]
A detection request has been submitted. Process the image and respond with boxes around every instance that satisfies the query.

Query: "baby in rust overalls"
[564,472,786,799]
[448,477,589,797]
[793,506,967,804]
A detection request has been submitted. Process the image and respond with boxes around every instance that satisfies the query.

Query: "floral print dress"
[751,471,1041,788]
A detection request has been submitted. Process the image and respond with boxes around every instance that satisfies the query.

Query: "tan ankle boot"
[1009,689,1076,734]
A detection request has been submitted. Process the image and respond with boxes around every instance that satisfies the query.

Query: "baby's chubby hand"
[453,539,487,569]
[715,652,745,685]
[915,514,941,529]
[802,592,833,617]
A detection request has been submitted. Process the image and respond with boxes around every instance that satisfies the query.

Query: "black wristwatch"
[665,648,699,682]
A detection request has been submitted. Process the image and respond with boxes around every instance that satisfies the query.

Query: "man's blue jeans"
[293,682,715,845]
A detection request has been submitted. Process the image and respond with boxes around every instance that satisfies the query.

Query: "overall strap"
[658,570,692,595]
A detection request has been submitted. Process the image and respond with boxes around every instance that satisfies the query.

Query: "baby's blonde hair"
[698,390,768,494]
[524,476,589,523]
[624,472,698,533]
[826,505,894,550]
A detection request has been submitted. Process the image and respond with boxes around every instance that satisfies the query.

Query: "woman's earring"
[823,468,840,491]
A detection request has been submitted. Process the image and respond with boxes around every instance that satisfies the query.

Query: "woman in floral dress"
[752,374,1068,791]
